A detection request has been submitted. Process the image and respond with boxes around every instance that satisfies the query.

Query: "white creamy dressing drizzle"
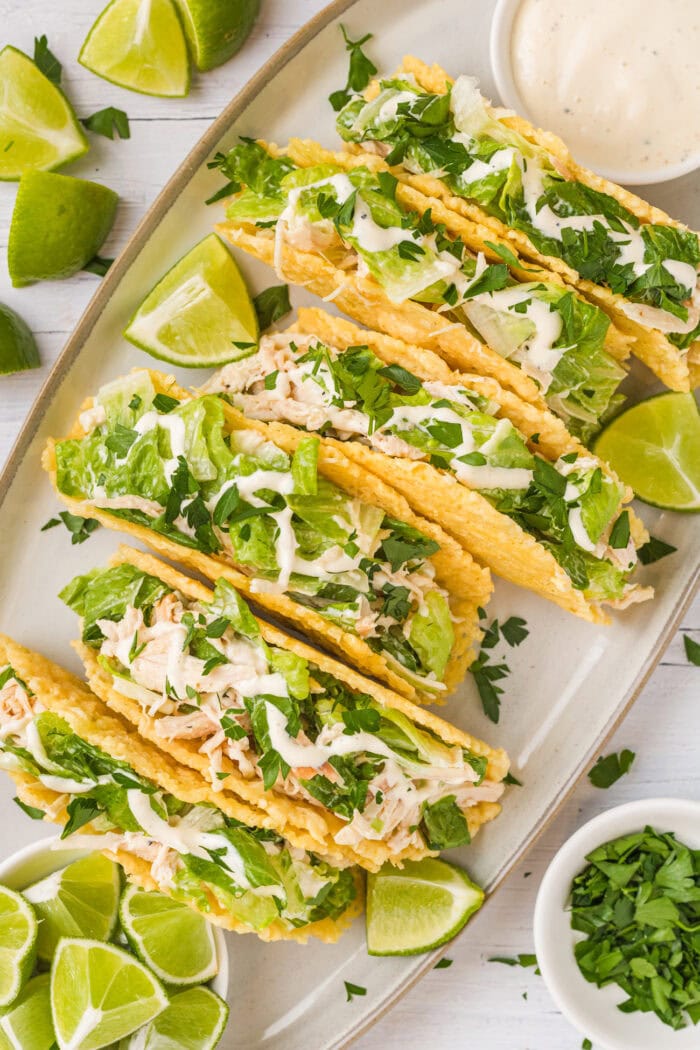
[377,90,420,124]
[510,0,700,177]
[134,410,186,484]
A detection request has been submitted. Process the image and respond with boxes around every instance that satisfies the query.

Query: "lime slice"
[366,858,484,956]
[23,854,121,963]
[0,887,37,1008]
[0,304,39,375]
[124,233,259,367]
[174,0,259,71]
[0,974,55,1050]
[119,885,218,988]
[51,939,167,1050]
[0,46,88,181]
[8,170,118,287]
[124,987,229,1050]
[594,392,700,511]
[79,0,190,98]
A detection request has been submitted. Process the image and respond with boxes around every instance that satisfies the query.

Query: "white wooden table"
[0,3,697,1047]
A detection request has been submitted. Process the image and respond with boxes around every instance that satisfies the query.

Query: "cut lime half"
[8,170,118,287]
[174,0,260,71]
[594,392,700,512]
[79,0,190,97]
[0,304,40,375]
[23,853,121,962]
[120,885,218,987]
[0,46,88,180]
[51,939,167,1050]
[0,974,56,1050]
[124,233,259,367]
[366,858,484,956]
[0,887,37,1008]
[123,987,229,1050]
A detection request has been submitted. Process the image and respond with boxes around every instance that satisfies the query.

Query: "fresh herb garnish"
[41,517,60,532]
[470,613,528,723]
[489,954,540,972]
[637,535,677,565]
[571,827,700,1030]
[33,35,61,84]
[483,240,538,274]
[609,510,630,549]
[253,284,291,330]
[588,749,635,789]
[62,796,101,838]
[434,957,453,970]
[82,106,130,140]
[582,1040,593,1050]
[44,511,100,545]
[83,255,114,277]
[683,635,700,666]
[503,771,523,786]
[501,616,529,647]
[13,797,45,821]
[152,393,180,413]
[329,26,377,112]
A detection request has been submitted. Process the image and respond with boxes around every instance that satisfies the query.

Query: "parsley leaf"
[13,797,45,821]
[503,771,523,786]
[582,1040,593,1050]
[342,708,380,734]
[329,26,377,112]
[501,616,529,647]
[82,106,130,140]
[489,954,539,972]
[376,363,421,395]
[152,393,180,413]
[588,748,635,788]
[253,284,291,330]
[83,255,114,277]
[609,510,630,549]
[434,957,453,970]
[637,535,677,565]
[344,980,367,1002]
[683,635,700,666]
[483,240,539,273]
[62,797,100,838]
[33,35,61,84]
[52,511,100,545]
[41,517,60,532]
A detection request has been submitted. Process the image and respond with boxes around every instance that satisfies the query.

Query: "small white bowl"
[0,837,229,1000]
[534,798,700,1050]
[489,0,700,186]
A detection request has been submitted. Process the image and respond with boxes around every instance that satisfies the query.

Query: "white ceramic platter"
[0,1,698,1047]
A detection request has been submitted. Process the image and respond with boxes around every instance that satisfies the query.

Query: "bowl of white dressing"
[490,0,700,185]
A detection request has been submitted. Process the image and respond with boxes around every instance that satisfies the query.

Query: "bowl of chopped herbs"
[533,798,700,1050]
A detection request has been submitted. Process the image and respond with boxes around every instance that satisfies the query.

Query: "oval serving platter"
[0,0,698,1047]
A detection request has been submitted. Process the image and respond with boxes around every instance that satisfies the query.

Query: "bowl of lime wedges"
[0,837,229,1049]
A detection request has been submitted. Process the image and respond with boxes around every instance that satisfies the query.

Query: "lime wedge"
[8,170,118,287]
[23,854,121,963]
[0,46,88,180]
[366,858,484,956]
[124,987,229,1050]
[119,885,218,988]
[51,939,167,1050]
[0,974,56,1050]
[0,887,37,1008]
[0,304,40,375]
[594,392,700,512]
[174,0,259,71]
[79,0,190,98]
[124,233,259,367]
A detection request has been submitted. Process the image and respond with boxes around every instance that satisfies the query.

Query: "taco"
[203,307,652,622]
[43,369,490,703]
[333,55,700,392]
[0,634,361,943]
[60,546,508,871]
[214,137,630,442]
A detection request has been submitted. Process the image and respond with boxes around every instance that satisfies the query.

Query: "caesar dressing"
[510,0,700,176]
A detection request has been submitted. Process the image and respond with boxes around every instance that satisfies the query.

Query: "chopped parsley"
[329,26,377,112]
[253,284,291,330]
[683,635,700,666]
[434,957,453,970]
[344,980,367,1002]
[33,35,61,84]
[82,106,130,140]
[41,511,100,545]
[588,749,635,789]
[637,535,677,565]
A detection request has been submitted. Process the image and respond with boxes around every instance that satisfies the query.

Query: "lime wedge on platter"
[0,974,56,1050]
[50,938,168,1050]
[0,305,40,376]
[0,46,88,180]
[23,854,121,963]
[120,987,229,1050]
[174,0,260,71]
[79,0,190,98]
[124,233,259,366]
[0,887,37,1008]
[594,392,700,511]
[8,170,118,287]
[119,885,219,988]
[366,857,485,956]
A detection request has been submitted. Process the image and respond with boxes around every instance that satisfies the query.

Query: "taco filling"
[53,373,456,695]
[0,664,356,933]
[217,139,626,439]
[61,564,503,854]
[206,330,645,608]
[335,73,700,351]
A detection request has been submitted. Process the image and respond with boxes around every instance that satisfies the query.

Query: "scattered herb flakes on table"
[570,827,700,1030]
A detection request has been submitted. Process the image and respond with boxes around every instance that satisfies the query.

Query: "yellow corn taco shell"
[43,369,491,705]
[0,633,362,943]
[211,309,650,623]
[69,545,508,872]
[354,56,697,393]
